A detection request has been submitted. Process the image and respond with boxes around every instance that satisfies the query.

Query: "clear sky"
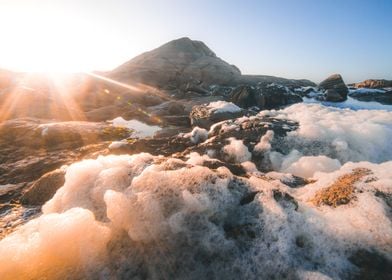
[0,0,391,83]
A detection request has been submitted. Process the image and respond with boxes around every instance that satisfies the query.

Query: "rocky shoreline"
[0,37,391,279]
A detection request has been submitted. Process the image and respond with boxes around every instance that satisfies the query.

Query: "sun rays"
[0,71,166,124]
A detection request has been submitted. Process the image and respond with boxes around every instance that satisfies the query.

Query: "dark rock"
[318,74,348,102]
[325,88,347,102]
[240,191,259,205]
[273,190,298,211]
[211,85,234,97]
[230,85,265,109]
[183,82,210,95]
[257,83,302,109]
[230,83,302,109]
[21,169,66,205]
[349,249,392,280]
[279,175,313,188]
[238,75,316,88]
[349,89,392,105]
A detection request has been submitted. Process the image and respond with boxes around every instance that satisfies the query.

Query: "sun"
[0,3,120,73]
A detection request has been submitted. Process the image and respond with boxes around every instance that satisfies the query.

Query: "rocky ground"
[0,37,391,279]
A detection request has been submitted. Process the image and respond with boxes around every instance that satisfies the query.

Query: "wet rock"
[273,190,298,211]
[325,88,346,102]
[349,249,392,280]
[21,169,66,206]
[0,118,131,151]
[240,191,259,205]
[0,143,107,185]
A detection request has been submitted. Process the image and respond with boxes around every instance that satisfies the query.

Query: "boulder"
[325,89,346,102]
[230,86,265,109]
[318,74,348,102]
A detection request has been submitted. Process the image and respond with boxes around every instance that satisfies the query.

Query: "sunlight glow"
[0,2,131,73]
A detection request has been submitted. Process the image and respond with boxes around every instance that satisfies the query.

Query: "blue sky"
[0,0,391,82]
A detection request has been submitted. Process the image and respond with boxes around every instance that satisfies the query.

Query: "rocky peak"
[157,37,217,59]
[110,37,241,87]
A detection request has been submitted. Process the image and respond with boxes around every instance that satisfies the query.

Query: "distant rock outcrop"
[318,74,348,102]
[352,79,392,89]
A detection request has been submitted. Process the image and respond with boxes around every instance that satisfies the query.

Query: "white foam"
[206,101,242,114]
[261,103,392,164]
[283,155,342,178]
[254,130,274,153]
[222,137,252,163]
[108,140,128,149]
[0,154,391,279]
[184,126,208,144]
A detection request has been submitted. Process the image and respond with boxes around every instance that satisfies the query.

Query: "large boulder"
[190,101,244,129]
[318,74,348,102]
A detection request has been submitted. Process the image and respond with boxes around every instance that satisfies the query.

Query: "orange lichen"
[311,168,372,207]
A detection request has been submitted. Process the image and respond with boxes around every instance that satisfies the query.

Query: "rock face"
[110,37,242,87]
[352,79,392,89]
[318,74,348,102]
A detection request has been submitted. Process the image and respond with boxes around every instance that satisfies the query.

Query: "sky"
[0,0,391,83]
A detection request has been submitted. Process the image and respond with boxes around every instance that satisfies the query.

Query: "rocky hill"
[110,37,315,88]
